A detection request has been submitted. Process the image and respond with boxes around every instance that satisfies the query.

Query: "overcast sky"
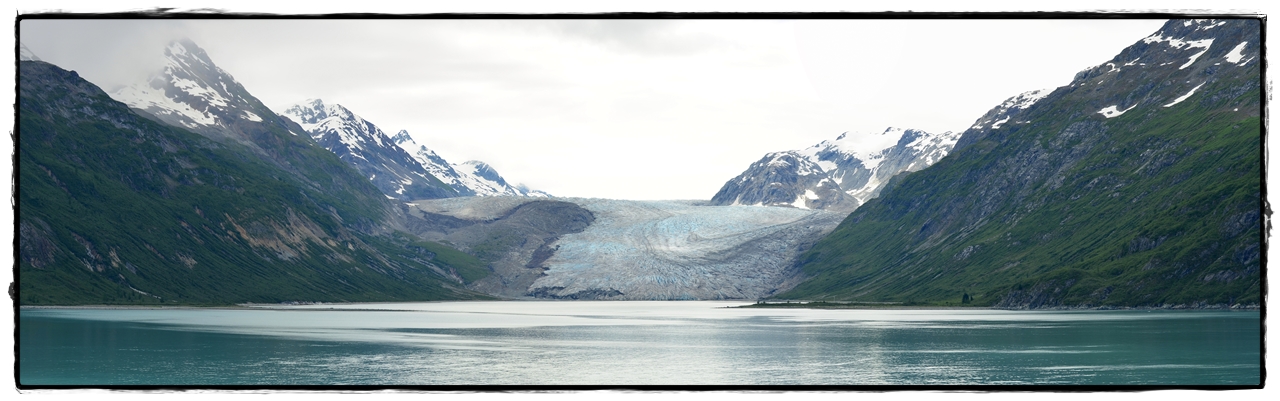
[19,17,1171,200]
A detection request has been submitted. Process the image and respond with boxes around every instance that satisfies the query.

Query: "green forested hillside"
[18,60,490,305]
[781,19,1261,308]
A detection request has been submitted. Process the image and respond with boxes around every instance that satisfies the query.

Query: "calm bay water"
[19,301,1261,386]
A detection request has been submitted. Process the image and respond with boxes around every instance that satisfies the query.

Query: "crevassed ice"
[524,198,845,300]
[1163,82,1207,108]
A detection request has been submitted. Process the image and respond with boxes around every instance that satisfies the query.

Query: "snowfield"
[416,197,846,300]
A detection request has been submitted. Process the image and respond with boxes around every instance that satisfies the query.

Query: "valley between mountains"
[16,18,1262,308]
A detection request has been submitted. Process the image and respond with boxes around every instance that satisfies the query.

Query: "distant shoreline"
[736,302,1262,311]
[19,305,250,310]
[18,300,1261,311]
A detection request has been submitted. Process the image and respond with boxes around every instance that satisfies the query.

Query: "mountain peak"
[391,129,415,145]
[713,127,956,211]
[109,38,267,134]
[281,101,459,200]
[460,160,504,184]
[19,42,41,61]
[281,98,361,131]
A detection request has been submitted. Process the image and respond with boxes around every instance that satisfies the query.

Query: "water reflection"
[20,302,1261,385]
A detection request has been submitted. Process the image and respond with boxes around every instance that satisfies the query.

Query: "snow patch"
[790,194,808,209]
[1142,35,1214,52]
[1097,104,1137,119]
[817,128,904,160]
[170,76,230,108]
[112,83,217,126]
[1163,82,1207,108]
[242,111,262,122]
[1013,89,1052,109]
[1224,41,1248,64]
[1179,39,1214,69]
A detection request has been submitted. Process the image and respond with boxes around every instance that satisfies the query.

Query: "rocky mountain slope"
[281,100,456,200]
[112,39,296,149]
[711,128,960,212]
[780,19,1261,308]
[18,58,491,305]
[391,130,549,197]
[401,197,595,298]
[107,39,396,229]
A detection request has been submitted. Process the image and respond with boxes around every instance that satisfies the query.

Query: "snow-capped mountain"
[281,99,457,200]
[392,130,549,197]
[711,128,960,212]
[105,38,397,217]
[110,39,299,148]
[952,88,1052,151]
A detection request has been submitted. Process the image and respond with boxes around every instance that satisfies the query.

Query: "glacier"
[412,197,845,300]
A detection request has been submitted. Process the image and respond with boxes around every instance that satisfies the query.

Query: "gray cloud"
[19,19,192,92]
[528,19,720,55]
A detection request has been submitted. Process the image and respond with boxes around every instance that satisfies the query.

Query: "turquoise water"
[18,301,1261,386]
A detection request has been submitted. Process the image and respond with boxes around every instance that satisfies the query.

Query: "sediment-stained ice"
[528,199,845,300]
[413,197,846,300]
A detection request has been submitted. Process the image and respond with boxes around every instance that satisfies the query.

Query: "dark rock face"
[19,218,59,269]
[782,19,1262,308]
[711,128,961,212]
[712,152,857,210]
